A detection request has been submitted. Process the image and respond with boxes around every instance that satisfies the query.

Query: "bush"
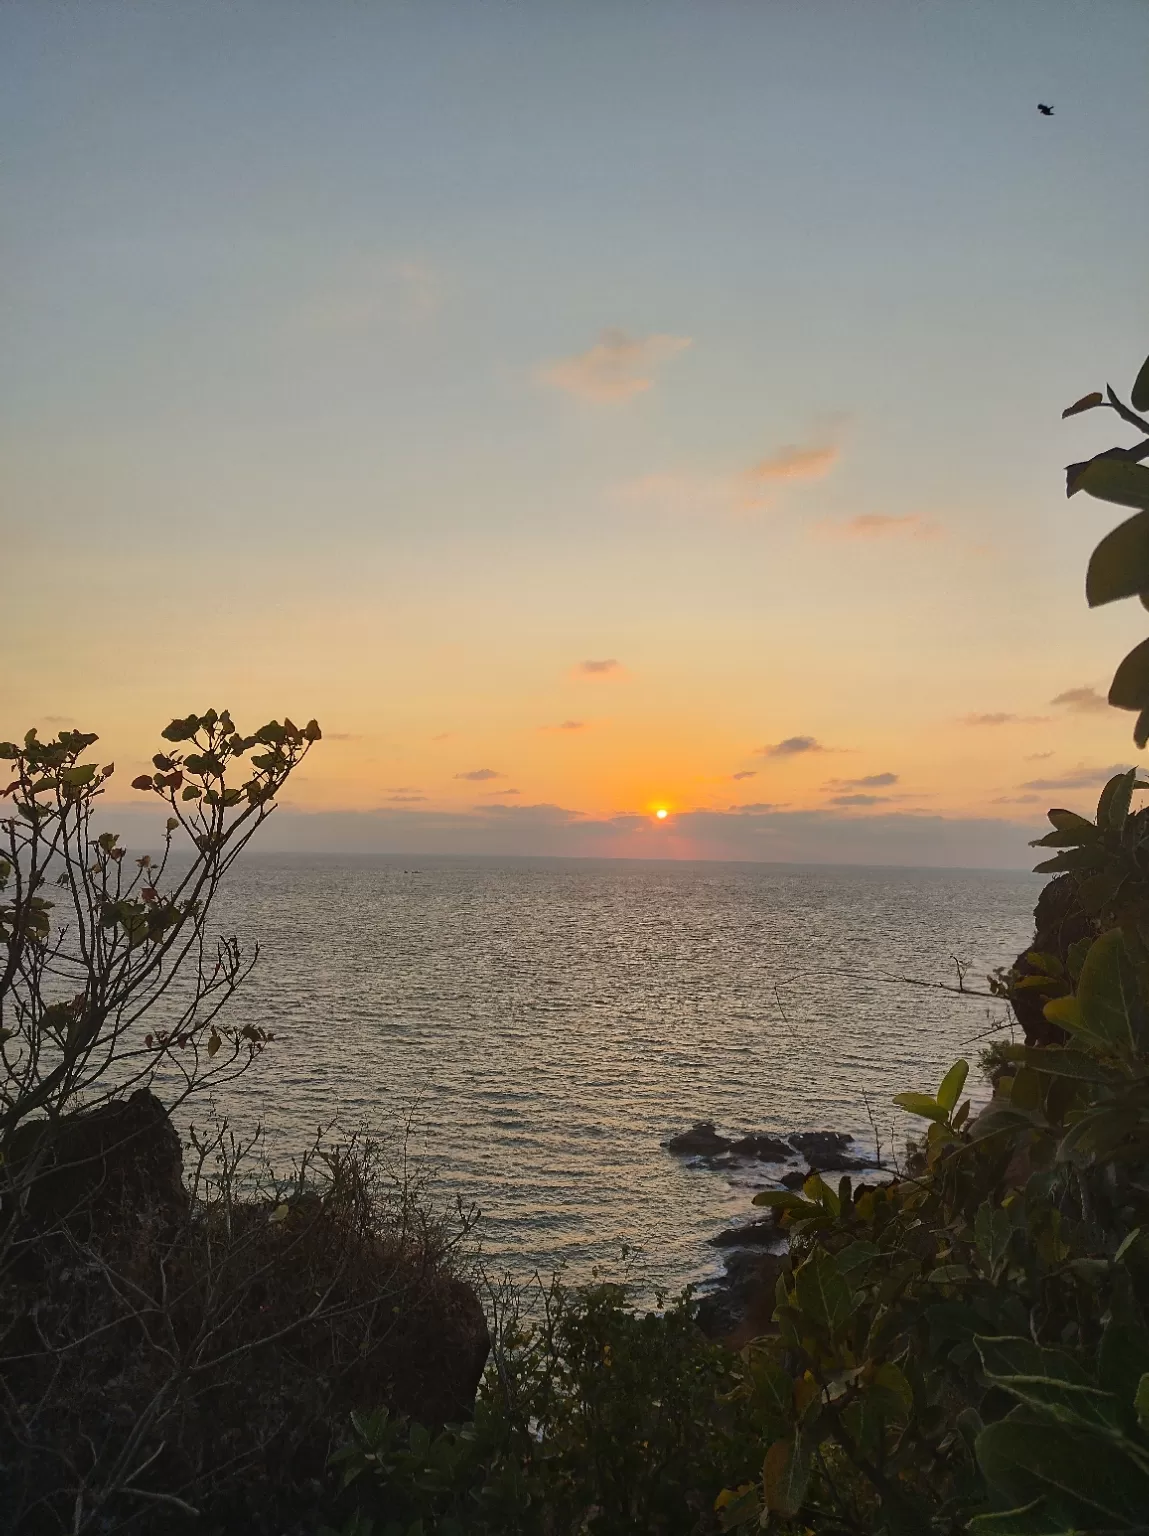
[0,712,484,1533]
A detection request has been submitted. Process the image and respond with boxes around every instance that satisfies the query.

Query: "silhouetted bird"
[1038,103,1054,116]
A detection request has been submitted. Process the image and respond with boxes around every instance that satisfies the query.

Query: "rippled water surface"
[205,856,1038,1292]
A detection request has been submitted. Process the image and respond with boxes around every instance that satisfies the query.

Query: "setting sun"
[655,809,668,820]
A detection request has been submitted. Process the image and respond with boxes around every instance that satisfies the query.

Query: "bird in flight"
[1038,103,1054,116]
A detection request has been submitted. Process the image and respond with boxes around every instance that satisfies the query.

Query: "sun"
[655,808,668,820]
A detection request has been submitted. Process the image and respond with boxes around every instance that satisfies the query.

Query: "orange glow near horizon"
[655,808,668,820]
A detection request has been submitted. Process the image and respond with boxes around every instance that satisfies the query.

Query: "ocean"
[203,856,1040,1294]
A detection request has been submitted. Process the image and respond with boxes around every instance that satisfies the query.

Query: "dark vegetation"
[3,349,1149,1532]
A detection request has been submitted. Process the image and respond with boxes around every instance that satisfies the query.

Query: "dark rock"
[707,1219,778,1248]
[729,1133,792,1161]
[804,1151,876,1174]
[1009,873,1098,1046]
[666,1121,732,1156]
[788,1130,853,1160]
[780,1170,807,1190]
[696,1249,789,1346]
[3,1089,189,1241]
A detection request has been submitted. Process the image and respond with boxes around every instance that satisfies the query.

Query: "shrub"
[0,712,485,1533]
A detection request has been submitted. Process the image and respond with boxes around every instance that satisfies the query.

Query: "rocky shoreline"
[663,1119,886,1344]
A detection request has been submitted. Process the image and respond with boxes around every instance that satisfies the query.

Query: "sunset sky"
[4,0,1149,865]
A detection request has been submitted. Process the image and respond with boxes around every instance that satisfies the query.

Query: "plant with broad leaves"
[1063,348,1149,743]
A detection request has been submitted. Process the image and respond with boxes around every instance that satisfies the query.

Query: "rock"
[804,1151,876,1174]
[1009,873,1098,1046]
[696,1249,789,1346]
[3,1088,189,1242]
[729,1133,791,1161]
[788,1130,853,1160]
[780,1170,807,1190]
[707,1218,779,1248]
[666,1121,732,1156]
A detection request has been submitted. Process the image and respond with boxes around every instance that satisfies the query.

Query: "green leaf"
[1062,390,1104,418]
[835,1240,880,1289]
[976,1414,1149,1526]
[1023,1047,1118,1083]
[1075,456,1149,511]
[1136,1373,1149,1432]
[762,1435,812,1518]
[936,1059,969,1113]
[893,1090,947,1122]
[1046,808,1098,838]
[1100,769,1138,830]
[1076,928,1143,1054]
[976,1335,1120,1430]
[1132,352,1149,413]
[1110,639,1149,711]
[1087,510,1149,607]
[752,1190,816,1213]
[975,1202,1013,1279]
[967,1502,1072,1535]
[749,1353,795,1433]
[793,1249,856,1336]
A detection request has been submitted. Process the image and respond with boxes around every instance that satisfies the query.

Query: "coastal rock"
[787,1130,853,1160]
[3,1089,189,1242]
[696,1249,789,1346]
[666,1121,732,1156]
[707,1218,779,1249]
[1009,873,1097,1046]
[729,1133,791,1161]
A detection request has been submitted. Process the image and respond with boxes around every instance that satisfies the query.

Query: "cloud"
[1051,686,1110,714]
[963,713,1050,727]
[540,329,691,403]
[730,801,782,813]
[542,719,587,732]
[760,736,825,758]
[386,793,426,804]
[489,787,521,796]
[182,802,1043,869]
[826,772,898,789]
[732,770,757,781]
[746,444,838,484]
[816,514,940,542]
[828,793,889,806]
[618,436,841,520]
[431,732,454,742]
[1020,764,1136,791]
[576,659,622,678]
[1025,752,1054,761]
[992,794,1041,805]
[324,732,360,742]
[454,768,504,782]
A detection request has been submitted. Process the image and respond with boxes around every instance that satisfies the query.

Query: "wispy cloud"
[826,772,898,789]
[732,770,757,781]
[1025,751,1054,761]
[746,443,838,485]
[1051,685,1110,714]
[730,801,782,813]
[455,768,505,782]
[760,736,826,758]
[618,436,841,520]
[386,793,426,803]
[540,329,690,403]
[576,658,622,678]
[992,793,1041,805]
[963,712,1050,727]
[816,513,940,542]
[542,719,588,733]
[829,793,888,806]
[1021,764,1135,791]
[489,787,521,796]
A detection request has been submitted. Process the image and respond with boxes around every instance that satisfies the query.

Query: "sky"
[3,0,1149,867]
